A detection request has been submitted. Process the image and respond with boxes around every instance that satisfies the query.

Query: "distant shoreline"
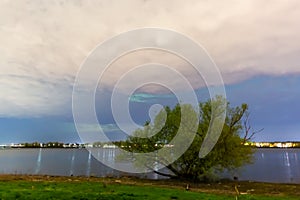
[1,141,300,149]
[1,146,300,149]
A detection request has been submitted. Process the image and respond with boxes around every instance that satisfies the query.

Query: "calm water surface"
[231,148,300,183]
[0,148,299,183]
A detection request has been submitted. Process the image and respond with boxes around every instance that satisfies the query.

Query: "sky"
[0,0,300,143]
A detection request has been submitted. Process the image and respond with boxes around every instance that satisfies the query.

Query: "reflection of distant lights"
[97,149,100,158]
[35,148,42,174]
[284,152,291,167]
[70,150,75,176]
[87,151,92,176]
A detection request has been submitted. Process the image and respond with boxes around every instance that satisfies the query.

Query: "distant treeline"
[11,142,84,148]
[246,141,300,148]
[6,141,300,149]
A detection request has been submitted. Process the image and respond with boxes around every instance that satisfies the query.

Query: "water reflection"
[70,149,75,176]
[1,148,300,183]
[283,151,292,181]
[97,149,100,159]
[86,151,91,176]
[284,151,290,167]
[223,149,300,183]
[35,148,42,174]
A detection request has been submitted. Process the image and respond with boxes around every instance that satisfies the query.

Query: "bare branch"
[243,112,263,143]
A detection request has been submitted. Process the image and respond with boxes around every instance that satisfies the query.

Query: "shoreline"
[1,146,300,149]
[0,174,299,197]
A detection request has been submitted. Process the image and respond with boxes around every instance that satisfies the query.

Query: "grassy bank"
[0,175,299,200]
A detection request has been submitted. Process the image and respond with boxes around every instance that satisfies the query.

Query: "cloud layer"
[1,0,300,117]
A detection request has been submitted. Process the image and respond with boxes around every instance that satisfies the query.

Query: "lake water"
[0,148,299,183]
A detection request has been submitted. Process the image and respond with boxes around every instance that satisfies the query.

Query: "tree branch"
[242,112,264,143]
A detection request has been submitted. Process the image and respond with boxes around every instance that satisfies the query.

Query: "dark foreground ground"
[0,175,299,199]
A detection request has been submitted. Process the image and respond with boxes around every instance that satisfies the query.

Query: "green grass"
[0,179,298,200]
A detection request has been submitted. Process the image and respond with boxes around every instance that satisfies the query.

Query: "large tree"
[119,97,257,181]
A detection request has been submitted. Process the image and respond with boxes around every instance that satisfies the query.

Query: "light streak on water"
[35,148,42,174]
[70,150,75,176]
[86,151,92,176]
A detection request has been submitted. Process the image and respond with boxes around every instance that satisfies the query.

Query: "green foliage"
[121,97,255,181]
